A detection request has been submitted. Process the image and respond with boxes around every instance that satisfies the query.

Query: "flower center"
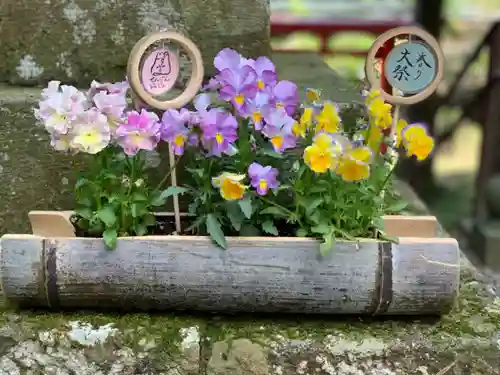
[81,130,100,144]
[258,179,268,191]
[252,111,262,123]
[174,134,185,147]
[215,132,224,144]
[276,103,284,109]
[271,136,283,149]
[235,94,244,105]
[257,80,265,89]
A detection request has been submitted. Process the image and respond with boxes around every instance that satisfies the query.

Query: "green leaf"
[309,186,329,193]
[132,192,148,202]
[299,197,324,215]
[151,186,189,206]
[238,197,253,219]
[260,206,289,218]
[386,200,408,213]
[131,203,148,218]
[258,149,284,159]
[311,223,331,234]
[206,214,227,249]
[240,224,261,236]
[186,167,204,178]
[97,206,117,228]
[142,213,156,227]
[226,203,244,231]
[296,228,308,237]
[319,233,335,256]
[262,220,279,236]
[75,178,92,190]
[74,207,93,220]
[103,228,118,249]
[134,224,148,236]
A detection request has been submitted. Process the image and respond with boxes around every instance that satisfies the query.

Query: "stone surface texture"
[0,0,270,86]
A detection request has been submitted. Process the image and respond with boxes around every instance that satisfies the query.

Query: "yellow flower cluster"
[364,88,435,161]
[303,133,373,182]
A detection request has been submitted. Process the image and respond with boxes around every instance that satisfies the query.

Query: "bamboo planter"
[0,211,460,315]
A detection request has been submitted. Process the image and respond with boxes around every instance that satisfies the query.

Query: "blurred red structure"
[271,14,408,56]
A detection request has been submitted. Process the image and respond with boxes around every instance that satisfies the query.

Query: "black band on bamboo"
[45,240,60,309]
[372,241,393,315]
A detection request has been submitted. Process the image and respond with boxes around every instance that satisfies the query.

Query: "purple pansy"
[87,80,129,100]
[160,108,192,156]
[218,66,258,111]
[262,108,297,153]
[115,109,161,156]
[239,92,273,131]
[272,80,300,116]
[200,109,238,156]
[248,162,279,196]
[246,57,278,91]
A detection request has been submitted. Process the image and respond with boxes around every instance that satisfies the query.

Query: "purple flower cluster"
[160,48,301,158]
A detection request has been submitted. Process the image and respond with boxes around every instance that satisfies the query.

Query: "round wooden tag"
[365,26,445,105]
[127,31,204,110]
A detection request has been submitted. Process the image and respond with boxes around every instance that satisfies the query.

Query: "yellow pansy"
[394,119,409,147]
[365,124,383,153]
[363,88,381,105]
[402,125,435,161]
[337,146,373,182]
[293,107,313,137]
[212,172,247,200]
[315,102,341,134]
[368,98,392,130]
[306,88,322,103]
[303,133,341,173]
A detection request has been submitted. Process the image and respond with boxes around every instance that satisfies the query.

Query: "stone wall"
[0,0,271,86]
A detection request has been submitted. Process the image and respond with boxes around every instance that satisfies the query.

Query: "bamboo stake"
[168,145,181,234]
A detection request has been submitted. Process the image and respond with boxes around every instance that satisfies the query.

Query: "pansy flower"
[303,132,344,173]
[218,66,258,111]
[337,143,373,182]
[212,172,247,201]
[199,109,238,156]
[262,109,297,153]
[239,92,273,130]
[402,123,435,161]
[248,162,279,196]
[246,56,278,91]
[70,108,111,154]
[115,109,161,156]
[160,108,193,155]
[315,102,342,134]
[271,80,300,116]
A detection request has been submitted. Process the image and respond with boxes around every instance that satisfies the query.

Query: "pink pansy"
[115,109,161,156]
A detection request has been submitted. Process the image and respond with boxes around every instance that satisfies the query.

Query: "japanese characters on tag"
[385,42,437,95]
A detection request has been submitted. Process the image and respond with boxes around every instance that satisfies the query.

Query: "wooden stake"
[168,145,182,234]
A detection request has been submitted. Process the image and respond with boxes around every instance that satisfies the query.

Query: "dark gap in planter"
[11,305,442,324]
[72,214,304,238]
